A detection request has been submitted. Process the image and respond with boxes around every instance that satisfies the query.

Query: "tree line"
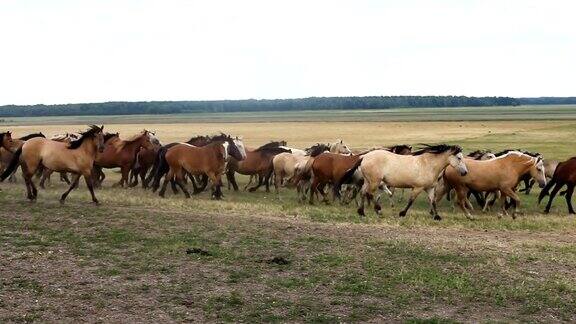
[0,96,572,117]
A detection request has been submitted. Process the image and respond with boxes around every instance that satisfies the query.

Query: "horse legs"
[60,174,81,204]
[226,170,239,192]
[159,169,174,198]
[175,170,191,198]
[39,169,53,189]
[20,163,35,201]
[425,187,442,220]
[357,179,379,216]
[309,177,319,204]
[248,174,264,192]
[500,187,521,219]
[264,169,273,193]
[564,184,575,214]
[84,172,99,204]
[399,187,424,217]
[544,182,564,214]
[274,170,283,195]
[209,173,223,200]
[454,186,473,219]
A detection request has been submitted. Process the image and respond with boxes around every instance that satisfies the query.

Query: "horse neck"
[505,154,534,177]
[123,135,147,153]
[79,137,98,158]
[420,152,452,175]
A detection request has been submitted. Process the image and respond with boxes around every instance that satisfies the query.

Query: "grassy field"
[1,110,576,322]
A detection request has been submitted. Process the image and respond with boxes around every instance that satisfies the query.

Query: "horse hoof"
[433,215,442,221]
[399,211,407,217]
[357,208,365,216]
[59,199,65,205]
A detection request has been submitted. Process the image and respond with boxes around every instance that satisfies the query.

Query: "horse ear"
[101,125,104,131]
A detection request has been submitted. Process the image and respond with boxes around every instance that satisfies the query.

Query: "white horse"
[340,144,468,220]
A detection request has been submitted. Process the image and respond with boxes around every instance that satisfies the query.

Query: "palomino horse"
[0,125,105,203]
[438,151,546,219]
[0,132,46,182]
[521,159,559,195]
[539,157,576,214]
[94,130,156,187]
[341,144,467,219]
[153,134,246,199]
[226,141,290,192]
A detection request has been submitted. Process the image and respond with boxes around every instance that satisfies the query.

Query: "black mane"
[306,143,330,157]
[255,141,286,152]
[0,131,10,143]
[19,132,45,140]
[412,144,462,156]
[68,125,103,150]
[187,133,231,146]
[386,144,412,154]
[104,132,119,143]
[467,149,492,159]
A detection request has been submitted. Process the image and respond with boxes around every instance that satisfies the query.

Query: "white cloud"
[0,0,574,105]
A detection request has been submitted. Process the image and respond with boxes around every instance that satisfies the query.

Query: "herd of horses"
[1,125,575,220]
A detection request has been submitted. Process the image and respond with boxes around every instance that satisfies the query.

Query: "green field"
[1,107,576,322]
[2,105,576,125]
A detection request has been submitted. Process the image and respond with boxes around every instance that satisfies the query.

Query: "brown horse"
[0,125,105,203]
[94,130,156,187]
[438,151,546,219]
[309,152,364,204]
[226,141,290,192]
[539,157,576,214]
[0,132,46,182]
[129,133,162,188]
[38,133,87,188]
[152,134,246,199]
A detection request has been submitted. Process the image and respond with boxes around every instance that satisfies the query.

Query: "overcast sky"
[0,0,574,105]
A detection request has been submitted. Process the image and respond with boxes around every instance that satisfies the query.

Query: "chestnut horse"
[308,152,364,204]
[153,134,246,199]
[226,141,290,192]
[0,125,105,203]
[437,151,546,219]
[539,157,576,214]
[94,130,156,187]
[341,144,467,219]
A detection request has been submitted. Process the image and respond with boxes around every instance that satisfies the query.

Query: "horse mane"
[254,141,286,152]
[123,130,148,143]
[494,149,541,158]
[467,149,492,160]
[386,144,412,154]
[68,125,103,150]
[19,132,45,140]
[187,133,231,146]
[412,144,462,156]
[306,143,330,157]
[104,132,119,143]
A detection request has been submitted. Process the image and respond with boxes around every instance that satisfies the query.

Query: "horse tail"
[538,176,557,204]
[0,147,22,181]
[338,157,363,188]
[151,147,170,192]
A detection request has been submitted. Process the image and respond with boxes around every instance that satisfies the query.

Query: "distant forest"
[0,96,574,117]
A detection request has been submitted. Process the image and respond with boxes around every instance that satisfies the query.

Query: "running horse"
[539,157,576,214]
[128,132,162,188]
[437,151,546,219]
[341,144,468,219]
[0,125,105,204]
[93,130,156,187]
[152,134,246,199]
[226,141,291,192]
[0,132,46,182]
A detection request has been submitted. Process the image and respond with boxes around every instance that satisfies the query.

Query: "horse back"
[167,143,226,174]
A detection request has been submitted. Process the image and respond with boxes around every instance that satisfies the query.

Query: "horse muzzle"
[459,169,468,176]
[539,180,547,188]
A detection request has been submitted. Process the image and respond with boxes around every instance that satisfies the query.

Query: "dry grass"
[2,117,576,322]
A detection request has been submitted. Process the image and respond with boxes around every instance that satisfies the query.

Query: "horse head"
[0,131,14,150]
[529,155,547,188]
[228,135,247,161]
[416,144,467,176]
[331,139,352,155]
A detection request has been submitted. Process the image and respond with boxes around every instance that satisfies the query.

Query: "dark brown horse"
[94,130,156,187]
[128,133,162,188]
[0,125,105,203]
[539,157,576,214]
[226,141,290,192]
[152,134,246,199]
